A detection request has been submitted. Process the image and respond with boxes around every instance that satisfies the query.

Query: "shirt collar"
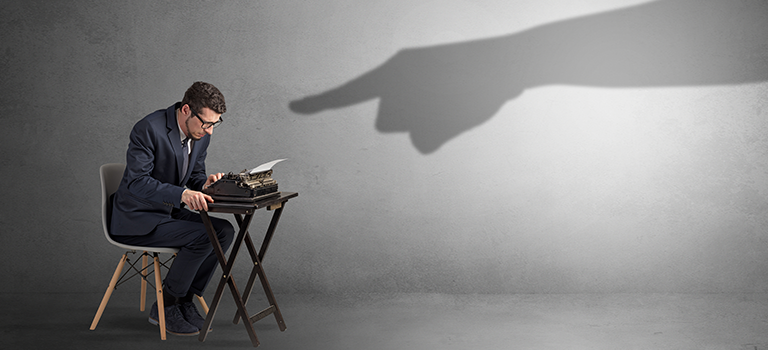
[176,109,189,146]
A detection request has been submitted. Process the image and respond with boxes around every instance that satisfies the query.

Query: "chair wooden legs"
[140,253,148,311]
[89,251,167,341]
[90,251,208,340]
[197,295,209,314]
[90,253,129,330]
[153,253,167,340]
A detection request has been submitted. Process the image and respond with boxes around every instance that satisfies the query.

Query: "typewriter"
[202,160,285,202]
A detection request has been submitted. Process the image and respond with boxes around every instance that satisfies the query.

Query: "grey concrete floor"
[4,292,768,350]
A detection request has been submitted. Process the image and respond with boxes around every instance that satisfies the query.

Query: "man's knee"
[213,218,235,247]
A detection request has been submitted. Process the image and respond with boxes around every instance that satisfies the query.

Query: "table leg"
[233,214,258,324]
[232,206,288,331]
[198,211,261,347]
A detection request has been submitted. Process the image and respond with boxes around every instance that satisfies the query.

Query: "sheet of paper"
[249,158,287,174]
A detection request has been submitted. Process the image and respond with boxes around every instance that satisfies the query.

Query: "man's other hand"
[203,172,225,190]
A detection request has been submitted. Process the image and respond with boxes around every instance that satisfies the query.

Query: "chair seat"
[106,234,180,255]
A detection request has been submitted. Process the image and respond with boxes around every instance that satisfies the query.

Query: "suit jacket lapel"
[165,104,186,184]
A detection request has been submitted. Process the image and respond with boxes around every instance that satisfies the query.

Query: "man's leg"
[167,209,235,298]
[164,209,235,330]
[114,213,234,297]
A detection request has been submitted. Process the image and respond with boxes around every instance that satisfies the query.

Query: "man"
[110,81,235,336]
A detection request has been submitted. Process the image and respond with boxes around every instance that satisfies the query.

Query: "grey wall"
[3,0,768,295]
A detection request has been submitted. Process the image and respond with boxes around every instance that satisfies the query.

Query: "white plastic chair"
[89,163,208,340]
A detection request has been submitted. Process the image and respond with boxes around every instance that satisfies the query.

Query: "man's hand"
[204,172,225,189]
[182,189,213,211]
[183,173,224,211]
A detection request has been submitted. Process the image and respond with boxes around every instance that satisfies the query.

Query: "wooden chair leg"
[140,253,148,312]
[196,295,209,315]
[90,253,128,330]
[153,253,167,340]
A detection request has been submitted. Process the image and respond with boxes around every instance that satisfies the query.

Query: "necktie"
[181,137,190,179]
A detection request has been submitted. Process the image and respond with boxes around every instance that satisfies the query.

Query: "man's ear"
[181,103,191,117]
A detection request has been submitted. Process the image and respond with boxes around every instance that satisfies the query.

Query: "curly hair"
[181,81,227,114]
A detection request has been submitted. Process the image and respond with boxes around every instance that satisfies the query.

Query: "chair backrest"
[100,163,125,236]
[100,163,126,246]
[99,163,178,253]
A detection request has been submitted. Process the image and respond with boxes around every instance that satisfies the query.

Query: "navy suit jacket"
[111,103,210,236]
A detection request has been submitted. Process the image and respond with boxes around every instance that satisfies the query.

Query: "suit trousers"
[113,208,235,298]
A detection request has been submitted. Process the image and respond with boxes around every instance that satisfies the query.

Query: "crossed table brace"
[197,191,298,347]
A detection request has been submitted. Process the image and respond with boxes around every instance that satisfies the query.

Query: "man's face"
[184,105,222,141]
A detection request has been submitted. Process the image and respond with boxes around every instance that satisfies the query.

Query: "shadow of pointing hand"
[290,39,525,154]
[290,0,768,154]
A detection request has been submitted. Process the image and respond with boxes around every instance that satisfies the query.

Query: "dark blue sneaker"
[179,301,210,331]
[148,302,200,336]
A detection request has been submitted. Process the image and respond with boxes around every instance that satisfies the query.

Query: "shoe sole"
[152,316,213,332]
[148,317,201,336]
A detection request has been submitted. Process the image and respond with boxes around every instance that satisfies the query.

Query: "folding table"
[197,191,298,347]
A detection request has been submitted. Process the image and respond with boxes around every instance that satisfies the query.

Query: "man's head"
[182,81,226,114]
[179,81,226,140]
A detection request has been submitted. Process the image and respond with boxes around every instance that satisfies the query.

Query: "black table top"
[205,191,298,214]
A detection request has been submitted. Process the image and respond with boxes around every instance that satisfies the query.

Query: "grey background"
[3,0,768,297]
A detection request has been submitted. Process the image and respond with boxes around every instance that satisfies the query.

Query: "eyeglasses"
[191,109,224,129]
